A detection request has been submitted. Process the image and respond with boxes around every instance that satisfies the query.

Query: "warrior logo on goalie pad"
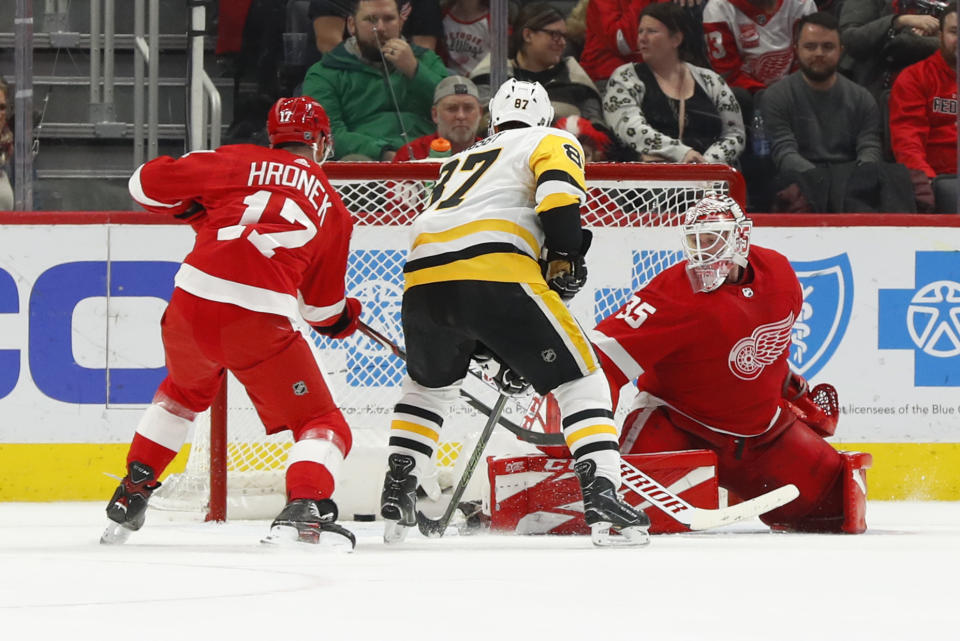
[790,254,854,380]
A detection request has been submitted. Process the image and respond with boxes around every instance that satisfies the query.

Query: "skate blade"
[100,521,134,545]
[589,522,651,547]
[383,520,411,544]
[261,525,355,552]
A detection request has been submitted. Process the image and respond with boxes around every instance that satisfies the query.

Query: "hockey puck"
[354,513,376,522]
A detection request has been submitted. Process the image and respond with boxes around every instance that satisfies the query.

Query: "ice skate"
[261,498,356,551]
[575,460,651,547]
[380,453,418,544]
[101,461,161,545]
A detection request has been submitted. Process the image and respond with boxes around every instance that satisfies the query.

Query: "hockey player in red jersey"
[102,96,362,549]
[591,193,869,533]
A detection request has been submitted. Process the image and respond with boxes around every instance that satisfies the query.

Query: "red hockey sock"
[286,461,335,502]
[126,433,179,478]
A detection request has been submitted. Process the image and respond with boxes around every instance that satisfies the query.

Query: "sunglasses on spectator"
[531,28,567,42]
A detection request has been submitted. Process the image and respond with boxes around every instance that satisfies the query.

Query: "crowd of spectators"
[215,0,959,213]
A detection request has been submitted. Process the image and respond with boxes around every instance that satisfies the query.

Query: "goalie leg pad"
[840,451,872,534]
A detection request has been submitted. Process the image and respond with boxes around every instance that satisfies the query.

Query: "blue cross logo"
[878,252,960,387]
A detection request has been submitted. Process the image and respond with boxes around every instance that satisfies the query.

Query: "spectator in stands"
[310,0,443,54]
[763,12,882,176]
[439,0,491,76]
[890,2,958,212]
[763,12,921,212]
[839,0,940,102]
[470,3,604,122]
[0,77,13,210]
[603,2,745,164]
[302,0,448,160]
[394,75,484,160]
[579,0,708,94]
[579,0,649,92]
[703,0,816,118]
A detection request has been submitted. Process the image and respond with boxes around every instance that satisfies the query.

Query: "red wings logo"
[728,312,795,380]
[743,49,795,85]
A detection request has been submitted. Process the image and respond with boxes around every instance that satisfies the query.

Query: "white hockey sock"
[135,403,194,452]
[387,376,461,482]
[553,369,622,485]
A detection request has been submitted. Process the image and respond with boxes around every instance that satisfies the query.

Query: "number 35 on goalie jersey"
[404,127,588,289]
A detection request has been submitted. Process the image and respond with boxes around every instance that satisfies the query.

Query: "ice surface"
[1,501,958,640]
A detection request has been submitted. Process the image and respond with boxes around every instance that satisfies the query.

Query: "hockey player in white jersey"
[379,79,650,546]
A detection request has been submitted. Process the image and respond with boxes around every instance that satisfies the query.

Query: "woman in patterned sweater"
[602,2,744,165]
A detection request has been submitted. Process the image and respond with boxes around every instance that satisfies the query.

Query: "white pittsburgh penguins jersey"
[404,126,587,290]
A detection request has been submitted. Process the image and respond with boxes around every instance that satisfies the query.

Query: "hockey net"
[150,162,745,520]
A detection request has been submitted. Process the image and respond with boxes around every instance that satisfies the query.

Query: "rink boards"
[0,212,958,500]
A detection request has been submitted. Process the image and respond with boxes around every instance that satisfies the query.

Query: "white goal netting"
[150,162,745,519]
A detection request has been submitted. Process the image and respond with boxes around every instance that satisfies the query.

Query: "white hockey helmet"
[488,78,555,133]
[680,192,752,293]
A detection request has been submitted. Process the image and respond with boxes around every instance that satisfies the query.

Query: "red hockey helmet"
[267,96,332,160]
[680,193,752,293]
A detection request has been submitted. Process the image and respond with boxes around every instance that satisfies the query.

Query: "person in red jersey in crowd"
[102,96,362,550]
[591,193,870,533]
[890,1,958,213]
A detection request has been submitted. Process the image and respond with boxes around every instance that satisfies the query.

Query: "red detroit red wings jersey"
[703,0,815,91]
[129,144,353,325]
[591,245,802,437]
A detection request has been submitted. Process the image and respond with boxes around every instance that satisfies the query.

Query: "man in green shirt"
[302,0,448,160]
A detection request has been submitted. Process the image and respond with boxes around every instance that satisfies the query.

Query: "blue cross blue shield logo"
[789,255,854,379]
[878,252,960,387]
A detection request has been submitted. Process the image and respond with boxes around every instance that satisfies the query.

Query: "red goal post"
[150,162,746,522]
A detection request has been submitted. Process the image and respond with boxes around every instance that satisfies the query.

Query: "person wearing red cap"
[102,96,361,550]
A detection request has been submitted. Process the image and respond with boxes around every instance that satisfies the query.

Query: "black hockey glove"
[173,201,206,223]
[473,348,532,397]
[543,229,592,302]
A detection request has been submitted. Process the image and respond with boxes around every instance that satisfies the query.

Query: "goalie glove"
[542,229,593,302]
[473,348,531,397]
[312,297,362,340]
[783,372,839,437]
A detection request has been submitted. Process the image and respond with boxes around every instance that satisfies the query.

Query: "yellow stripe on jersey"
[390,420,440,443]
[411,218,542,257]
[538,191,581,213]
[528,133,587,214]
[533,282,599,371]
[565,423,619,447]
[404,253,544,290]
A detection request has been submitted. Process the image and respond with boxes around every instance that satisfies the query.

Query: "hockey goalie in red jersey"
[591,193,870,533]
[102,96,361,549]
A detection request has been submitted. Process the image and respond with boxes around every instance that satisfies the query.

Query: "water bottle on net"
[424,137,452,200]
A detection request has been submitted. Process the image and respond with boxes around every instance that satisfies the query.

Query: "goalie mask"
[681,193,752,293]
[488,79,555,134]
[267,96,333,163]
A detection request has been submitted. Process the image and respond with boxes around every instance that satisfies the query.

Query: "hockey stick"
[619,458,799,531]
[416,393,508,537]
[356,320,565,447]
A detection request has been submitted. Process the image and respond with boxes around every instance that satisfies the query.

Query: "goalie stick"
[357,321,565,447]
[618,458,799,531]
